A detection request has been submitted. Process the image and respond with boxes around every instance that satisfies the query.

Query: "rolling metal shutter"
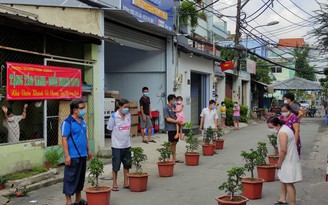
[105,20,166,50]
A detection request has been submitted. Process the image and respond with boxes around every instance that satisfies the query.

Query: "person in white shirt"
[107,99,131,191]
[2,104,28,143]
[199,100,219,141]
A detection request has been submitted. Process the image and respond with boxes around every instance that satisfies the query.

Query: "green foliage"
[185,122,200,153]
[157,142,173,162]
[241,149,258,179]
[217,126,223,139]
[267,134,278,154]
[179,1,199,29]
[218,167,245,201]
[88,158,104,188]
[240,105,248,123]
[294,47,316,81]
[220,46,234,61]
[32,166,48,173]
[312,2,328,50]
[254,59,273,84]
[131,147,148,174]
[204,126,214,144]
[0,177,7,184]
[256,142,268,166]
[45,148,62,168]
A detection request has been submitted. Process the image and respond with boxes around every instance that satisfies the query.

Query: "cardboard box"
[129,101,138,108]
[131,116,139,124]
[105,93,120,99]
[130,109,139,115]
[130,125,138,137]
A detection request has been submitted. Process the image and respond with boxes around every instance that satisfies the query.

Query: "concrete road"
[7,118,328,205]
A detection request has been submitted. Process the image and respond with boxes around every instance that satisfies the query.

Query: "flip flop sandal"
[175,160,184,163]
[148,140,156,143]
[274,201,288,205]
[74,199,87,205]
[112,186,119,191]
[123,186,130,189]
[142,140,149,144]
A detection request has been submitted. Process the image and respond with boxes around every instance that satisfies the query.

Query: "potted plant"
[240,149,264,199]
[216,167,248,205]
[267,134,279,165]
[0,177,7,190]
[84,158,112,205]
[157,142,175,177]
[202,126,215,156]
[15,186,28,197]
[127,147,149,192]
[44,147,61,170]
[214,126,224,150]
[184,122,200,166]
[256,142,277,182]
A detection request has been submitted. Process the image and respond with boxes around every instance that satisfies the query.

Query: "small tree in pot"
[84,158,112,205]
[127,147,149,192]
[256,142,277,182]
[202,126,215,156]
[216,167,248,205]
[214,126,224,149]
[184,122,200,166]
[0,177,7,190]
[240,149,264,199]
[157,142,175,177]
[267,134,279,165]
[44,147,61,170]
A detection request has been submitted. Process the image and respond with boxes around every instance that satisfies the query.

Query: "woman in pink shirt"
[233,102,240,130]
[174,96,186,139]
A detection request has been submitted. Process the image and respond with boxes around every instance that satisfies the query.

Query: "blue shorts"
[63,157,87,196]
[221,114,226,118]
[112,147,132,172]
[233,116,240,121]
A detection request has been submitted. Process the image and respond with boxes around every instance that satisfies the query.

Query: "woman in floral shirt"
[280,103,301,157]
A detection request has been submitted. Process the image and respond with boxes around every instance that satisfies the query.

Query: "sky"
[214,0,324,44]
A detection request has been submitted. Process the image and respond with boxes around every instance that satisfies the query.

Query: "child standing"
[233,102,240,130]
[174,96,186,139]
[220,101,226,127]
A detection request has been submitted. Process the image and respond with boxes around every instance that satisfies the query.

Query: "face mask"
[7,116,15,122]
[143,92,149,96]
[211,106,216,110]
[78,109,86,117]
[234,103,238,106]
[122,108,129,115]
[222,104,225,106]
[173,101,177,106]
[281,111,290,117]
[268,128,277,134]
[284,100,288,104]
[177,101,182,105]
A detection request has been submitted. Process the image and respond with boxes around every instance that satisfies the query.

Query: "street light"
[246,21,279,49]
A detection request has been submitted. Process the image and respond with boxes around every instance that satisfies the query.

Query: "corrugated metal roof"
[270,77,323,90]
[177,42,224,63]
[0,0,90,7]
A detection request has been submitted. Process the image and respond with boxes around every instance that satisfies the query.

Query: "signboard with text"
[6,62,82,100]
[121,0,174,31]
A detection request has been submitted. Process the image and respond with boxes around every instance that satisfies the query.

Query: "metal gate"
[44,58,95,147]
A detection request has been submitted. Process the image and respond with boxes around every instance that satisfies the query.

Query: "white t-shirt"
[106,111,131,149]
[200,108,218,129]
[3,115,22,143]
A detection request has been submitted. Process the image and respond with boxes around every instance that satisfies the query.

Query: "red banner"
[220,61,234,72]
[6,62,82,100]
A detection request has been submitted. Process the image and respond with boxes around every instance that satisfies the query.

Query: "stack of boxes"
[129,101,139,137]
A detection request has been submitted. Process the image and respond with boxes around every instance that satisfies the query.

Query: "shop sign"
[121,0,174,31]
[6,62,82,100]
[246,58,256,74]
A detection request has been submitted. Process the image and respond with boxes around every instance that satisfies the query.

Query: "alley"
[7,118,328,205]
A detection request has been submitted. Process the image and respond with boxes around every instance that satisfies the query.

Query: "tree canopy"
[312,2,328,50]
[294,47,316,81]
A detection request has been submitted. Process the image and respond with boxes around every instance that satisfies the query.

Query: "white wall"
[175,52,214,123]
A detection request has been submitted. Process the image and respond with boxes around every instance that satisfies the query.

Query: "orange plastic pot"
[157,161,175,177]
[127,173,149,192]
[215,139,224,149]
[268,155,279,165]
[85,186,112,205]
[215,195,249,205]
[257,165,276,182]
[202,144,214,156]
[241,178,264,199]
[185,152,200,166]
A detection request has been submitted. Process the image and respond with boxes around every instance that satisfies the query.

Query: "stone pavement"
[3,118,328,205]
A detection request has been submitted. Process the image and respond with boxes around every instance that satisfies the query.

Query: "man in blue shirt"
[61,99,92,205]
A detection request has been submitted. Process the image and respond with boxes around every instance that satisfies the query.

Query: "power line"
[245,0,272,22]
[276,0,313,23]
[290,0,314,17]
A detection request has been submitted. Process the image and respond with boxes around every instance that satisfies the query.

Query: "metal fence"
[0,26,95,146]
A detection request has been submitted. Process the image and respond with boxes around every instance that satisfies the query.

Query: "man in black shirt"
[139,87,156,143]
